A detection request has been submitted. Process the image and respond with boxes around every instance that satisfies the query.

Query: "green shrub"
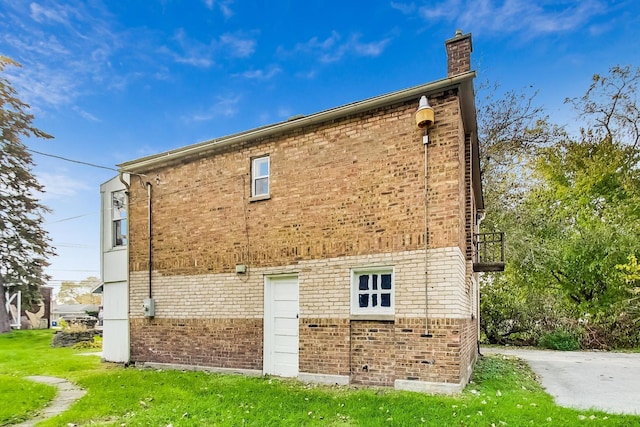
[72,336,102,350]
[582,313,640,349]
[538,329,581,351]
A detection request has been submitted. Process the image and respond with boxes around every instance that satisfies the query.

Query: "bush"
[582,312,640,349]
[538,329,581,351]
[480,275,568,345]
[72,336,102,350]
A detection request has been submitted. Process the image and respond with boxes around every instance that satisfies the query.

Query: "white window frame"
[112,190,127,247]
[251,155,270,197]
[351,267,394,315]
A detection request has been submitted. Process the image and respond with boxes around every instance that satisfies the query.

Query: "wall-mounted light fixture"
[415,96,435,129]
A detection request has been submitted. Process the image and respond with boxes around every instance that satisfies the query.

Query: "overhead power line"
[45,212,98,224]
[27,148,119,172]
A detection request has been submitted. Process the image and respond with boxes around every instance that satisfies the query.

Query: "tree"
[616,254,640,323]
[0,56,54,333]
[476,83,563,269]
[56,277,102,306]
[479,67,640,347]
[520,137,640,316]
[476,83,567,344]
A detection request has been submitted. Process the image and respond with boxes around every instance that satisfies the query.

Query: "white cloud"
[29,2,70,25]
[181,95,242,123]
[1,1,129,112]
[295,69,318,79]
[4,33,70,57]
[72,107,100,122]
[239,65,281,80]
[390,2,417,14]
[163,28,215,68]
[351,37,391,57]
[161,29,257,68]
[282,31,391,64]
[291,31,341,56]
[36,172,91,200]
[5,62,79,112]
[418,0,606,37]
[203,0,234,18]
[219,32,257,58]
[171,51,214,68]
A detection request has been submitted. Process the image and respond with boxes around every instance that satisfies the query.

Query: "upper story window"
[351,267,394,315]
[112,190,127,247]
[252,156,270,197]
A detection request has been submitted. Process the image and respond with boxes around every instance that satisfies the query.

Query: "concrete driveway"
[482,347,640,415]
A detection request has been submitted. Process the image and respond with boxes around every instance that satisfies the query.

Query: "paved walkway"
[12,376,86,427]
[483,347,640,415]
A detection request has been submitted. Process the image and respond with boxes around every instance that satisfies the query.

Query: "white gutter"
[118,72,476,173]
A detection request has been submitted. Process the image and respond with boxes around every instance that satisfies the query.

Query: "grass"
[1,330,639,426]
[0,374,56,425]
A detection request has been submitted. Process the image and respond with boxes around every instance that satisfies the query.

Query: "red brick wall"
[299,318,350,376]
[127,91,466,276]
[299,317,473,386]
[130,316,473,386]
[126,87,478,388]
[459,316,478,385]
[130,318,262,370]
[350,320,396,386]
[445,33,472,77]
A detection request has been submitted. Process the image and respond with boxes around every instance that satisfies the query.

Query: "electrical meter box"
[143,298,155,318]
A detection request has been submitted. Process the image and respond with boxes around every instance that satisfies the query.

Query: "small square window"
[252,156,270,197]
[351,268,394,315]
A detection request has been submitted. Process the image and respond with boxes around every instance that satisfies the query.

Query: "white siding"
[100,175,130,363]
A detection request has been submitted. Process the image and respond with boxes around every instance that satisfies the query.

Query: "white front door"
[264,275,299,377]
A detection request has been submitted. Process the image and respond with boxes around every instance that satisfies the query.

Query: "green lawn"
[1,330,638,426]
[0,374,56,425]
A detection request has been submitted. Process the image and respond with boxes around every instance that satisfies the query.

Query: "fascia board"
[118,72,476,173]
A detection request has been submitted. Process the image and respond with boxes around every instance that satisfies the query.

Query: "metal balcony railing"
[473,232,505,272]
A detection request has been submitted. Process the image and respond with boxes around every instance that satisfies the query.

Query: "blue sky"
[1,0,638,292]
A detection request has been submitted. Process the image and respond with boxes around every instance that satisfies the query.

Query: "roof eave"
[458,76,484,210]
[118,71,477,173]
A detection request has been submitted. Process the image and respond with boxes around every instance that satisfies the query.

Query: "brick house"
[116,31,498,393]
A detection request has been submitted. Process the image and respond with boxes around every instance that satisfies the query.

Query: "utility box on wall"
[143,298,155,318]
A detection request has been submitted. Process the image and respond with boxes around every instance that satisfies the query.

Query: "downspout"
[415,95,435,337]
[118,172,131,192]
[146,182,153,299]
[475,209,486,350]
[423,132,431,337]
[117,171,132,295]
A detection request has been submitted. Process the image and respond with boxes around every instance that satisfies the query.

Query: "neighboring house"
[115,31,503,393]
[99,175,131,363]
[51,304,99,322]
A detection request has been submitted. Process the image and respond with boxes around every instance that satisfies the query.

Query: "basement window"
[351,267,394,315]
[251,155,270,198]
[112,190,127,247]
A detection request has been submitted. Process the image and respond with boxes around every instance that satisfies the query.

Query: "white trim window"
[252,155,270,197]
[351,267,394,315]
[112,190,127,247]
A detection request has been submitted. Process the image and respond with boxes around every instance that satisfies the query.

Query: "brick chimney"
[445,29,473,77]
